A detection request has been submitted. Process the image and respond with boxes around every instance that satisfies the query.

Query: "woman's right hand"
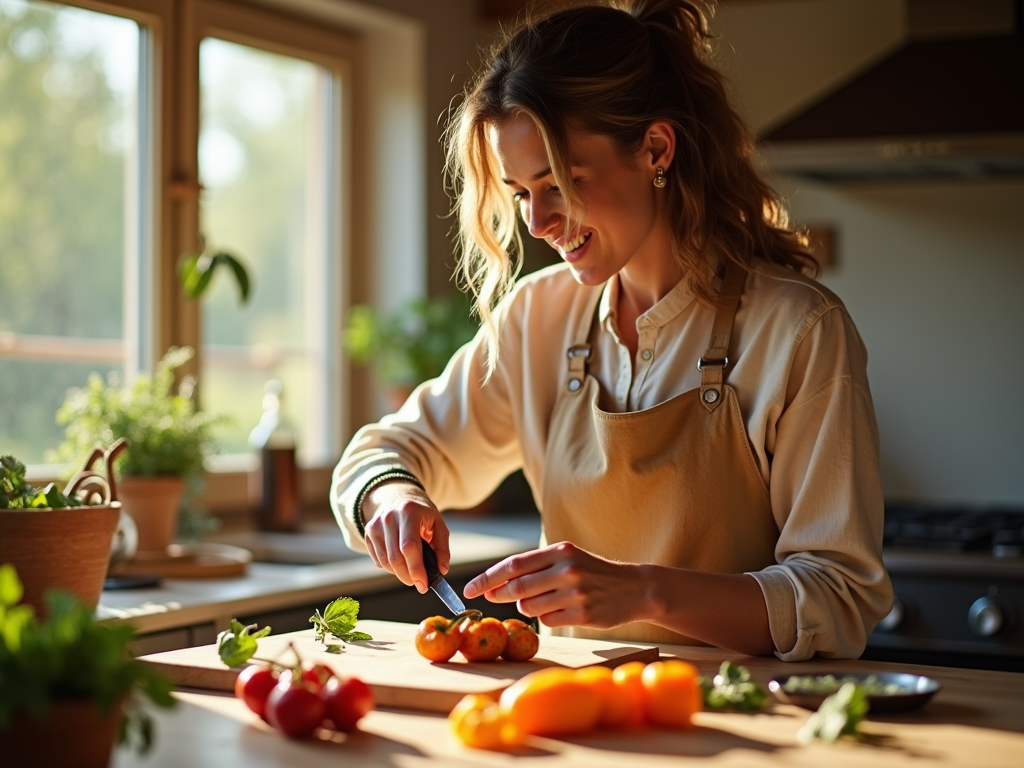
[361,480,450,594]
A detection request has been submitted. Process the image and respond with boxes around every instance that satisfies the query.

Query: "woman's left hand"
[462,541,649,630]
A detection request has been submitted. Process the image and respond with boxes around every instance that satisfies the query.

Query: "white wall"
[715,0,1024,505]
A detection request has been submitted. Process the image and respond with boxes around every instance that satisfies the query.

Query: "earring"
[653,167,667,188]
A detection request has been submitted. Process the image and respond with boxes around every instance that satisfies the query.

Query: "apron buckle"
[697,356,728,371]
[567,344,592,360]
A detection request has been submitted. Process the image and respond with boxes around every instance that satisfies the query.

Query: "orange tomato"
[611,661,647,726]
[641,660,702,728]
[500,619,539,662]
[449,694,521,750]
[415,616,462,662]
[499,667,601,737]
[575,666,635,728]
[459,616,508,662]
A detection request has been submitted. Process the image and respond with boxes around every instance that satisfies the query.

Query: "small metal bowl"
[768,671,941,713]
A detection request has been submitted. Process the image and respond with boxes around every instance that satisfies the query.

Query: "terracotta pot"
[0,504,119,616]
[0,697,121,768]
[117,476,185,555]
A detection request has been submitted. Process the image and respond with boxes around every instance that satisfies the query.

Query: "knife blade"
[420,538,466,615]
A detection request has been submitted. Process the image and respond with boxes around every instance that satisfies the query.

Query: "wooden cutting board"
[139,619,659,713]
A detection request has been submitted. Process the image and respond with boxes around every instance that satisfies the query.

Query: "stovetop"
[883,504,1024,558]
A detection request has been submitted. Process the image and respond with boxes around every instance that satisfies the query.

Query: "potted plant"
[0,564,175,768]
[49,347,226,555]
[344,294,478,410]
[0,451,122,615]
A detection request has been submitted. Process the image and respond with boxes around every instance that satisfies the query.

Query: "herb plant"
[0,455,83,510]
[0,564,175,753]
[344,296,477,389]
[50,346,224,480]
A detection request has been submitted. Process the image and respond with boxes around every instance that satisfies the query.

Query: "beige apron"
[541,263,779,644]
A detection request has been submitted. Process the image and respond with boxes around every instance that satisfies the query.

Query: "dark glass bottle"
[248,379,300,532]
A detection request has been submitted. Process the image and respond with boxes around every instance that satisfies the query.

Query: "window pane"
[199,38,336,465]
[0,0,138,464]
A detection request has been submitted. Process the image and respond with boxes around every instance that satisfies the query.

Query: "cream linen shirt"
[332,261,893,661]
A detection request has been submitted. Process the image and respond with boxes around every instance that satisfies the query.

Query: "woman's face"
[489,112,671,287]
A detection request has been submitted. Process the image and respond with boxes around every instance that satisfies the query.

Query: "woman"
[332,0,892,660]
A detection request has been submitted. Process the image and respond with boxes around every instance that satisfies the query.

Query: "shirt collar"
[600,273,697,330]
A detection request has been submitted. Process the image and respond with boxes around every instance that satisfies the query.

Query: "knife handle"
[420,538,441,587]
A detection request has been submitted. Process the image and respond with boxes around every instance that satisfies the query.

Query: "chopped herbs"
[783,674,906,697]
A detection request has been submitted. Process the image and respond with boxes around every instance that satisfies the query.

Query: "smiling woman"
[333,0,893,663]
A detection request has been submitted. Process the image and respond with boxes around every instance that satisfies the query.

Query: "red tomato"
[321,676,375,733]
[234,665,279,718]
[500,619,539,662]
[265,678,327,739]
[301,662,336,691]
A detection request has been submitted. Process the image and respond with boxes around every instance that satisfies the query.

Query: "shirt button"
[641,349,652,361]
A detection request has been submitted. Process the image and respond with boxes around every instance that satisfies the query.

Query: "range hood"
[760,21,1024,182]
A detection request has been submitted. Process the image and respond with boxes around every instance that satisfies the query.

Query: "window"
[0,0,141,463]
[1,0,356,491]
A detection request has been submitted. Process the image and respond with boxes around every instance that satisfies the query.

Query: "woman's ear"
[644,120,676,172]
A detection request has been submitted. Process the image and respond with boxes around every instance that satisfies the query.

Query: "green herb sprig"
[309,597,372,649]
[0,564,175,754]
[216,619,272,668]
[700,661,769,712]
[797,682,870,744]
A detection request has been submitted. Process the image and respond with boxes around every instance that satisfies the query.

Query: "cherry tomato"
[265,678,327,739]
[641,660,702,728]
[499,619,539,662]
[321,676,375,732]
[301,661,336,691]
[234,665,279,719]
[459,616,508,662]
[415,615,463,662]
[499,667,601,737]
[449,693,520,750]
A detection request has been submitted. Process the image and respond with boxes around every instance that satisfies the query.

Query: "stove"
[863,505,1024,672]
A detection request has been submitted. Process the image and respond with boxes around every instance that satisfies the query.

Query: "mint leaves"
[217,619,272,667]
[309,597,372,646]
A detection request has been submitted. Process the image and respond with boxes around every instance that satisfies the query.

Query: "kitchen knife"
[420,538,466,615]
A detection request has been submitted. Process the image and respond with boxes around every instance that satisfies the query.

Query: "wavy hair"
[444,0,817,375]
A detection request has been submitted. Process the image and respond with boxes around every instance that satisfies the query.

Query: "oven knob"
[877,598,905,632]
[967,596,1004,637]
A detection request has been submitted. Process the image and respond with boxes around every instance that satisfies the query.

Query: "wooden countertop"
[112,640,1024,768]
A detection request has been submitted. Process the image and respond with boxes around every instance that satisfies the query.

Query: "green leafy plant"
[0,564,175,753]
[344,295,478,390]
[309,597,372,648]
[0,455,83,510]
[50,346,224,480]
[178,248,251,304]
[700,661,769,712]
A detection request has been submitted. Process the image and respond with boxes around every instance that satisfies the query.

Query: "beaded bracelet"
[351,469,424,537]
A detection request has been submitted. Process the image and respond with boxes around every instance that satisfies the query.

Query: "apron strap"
[565,285,604,393]
[699,261,747,412]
